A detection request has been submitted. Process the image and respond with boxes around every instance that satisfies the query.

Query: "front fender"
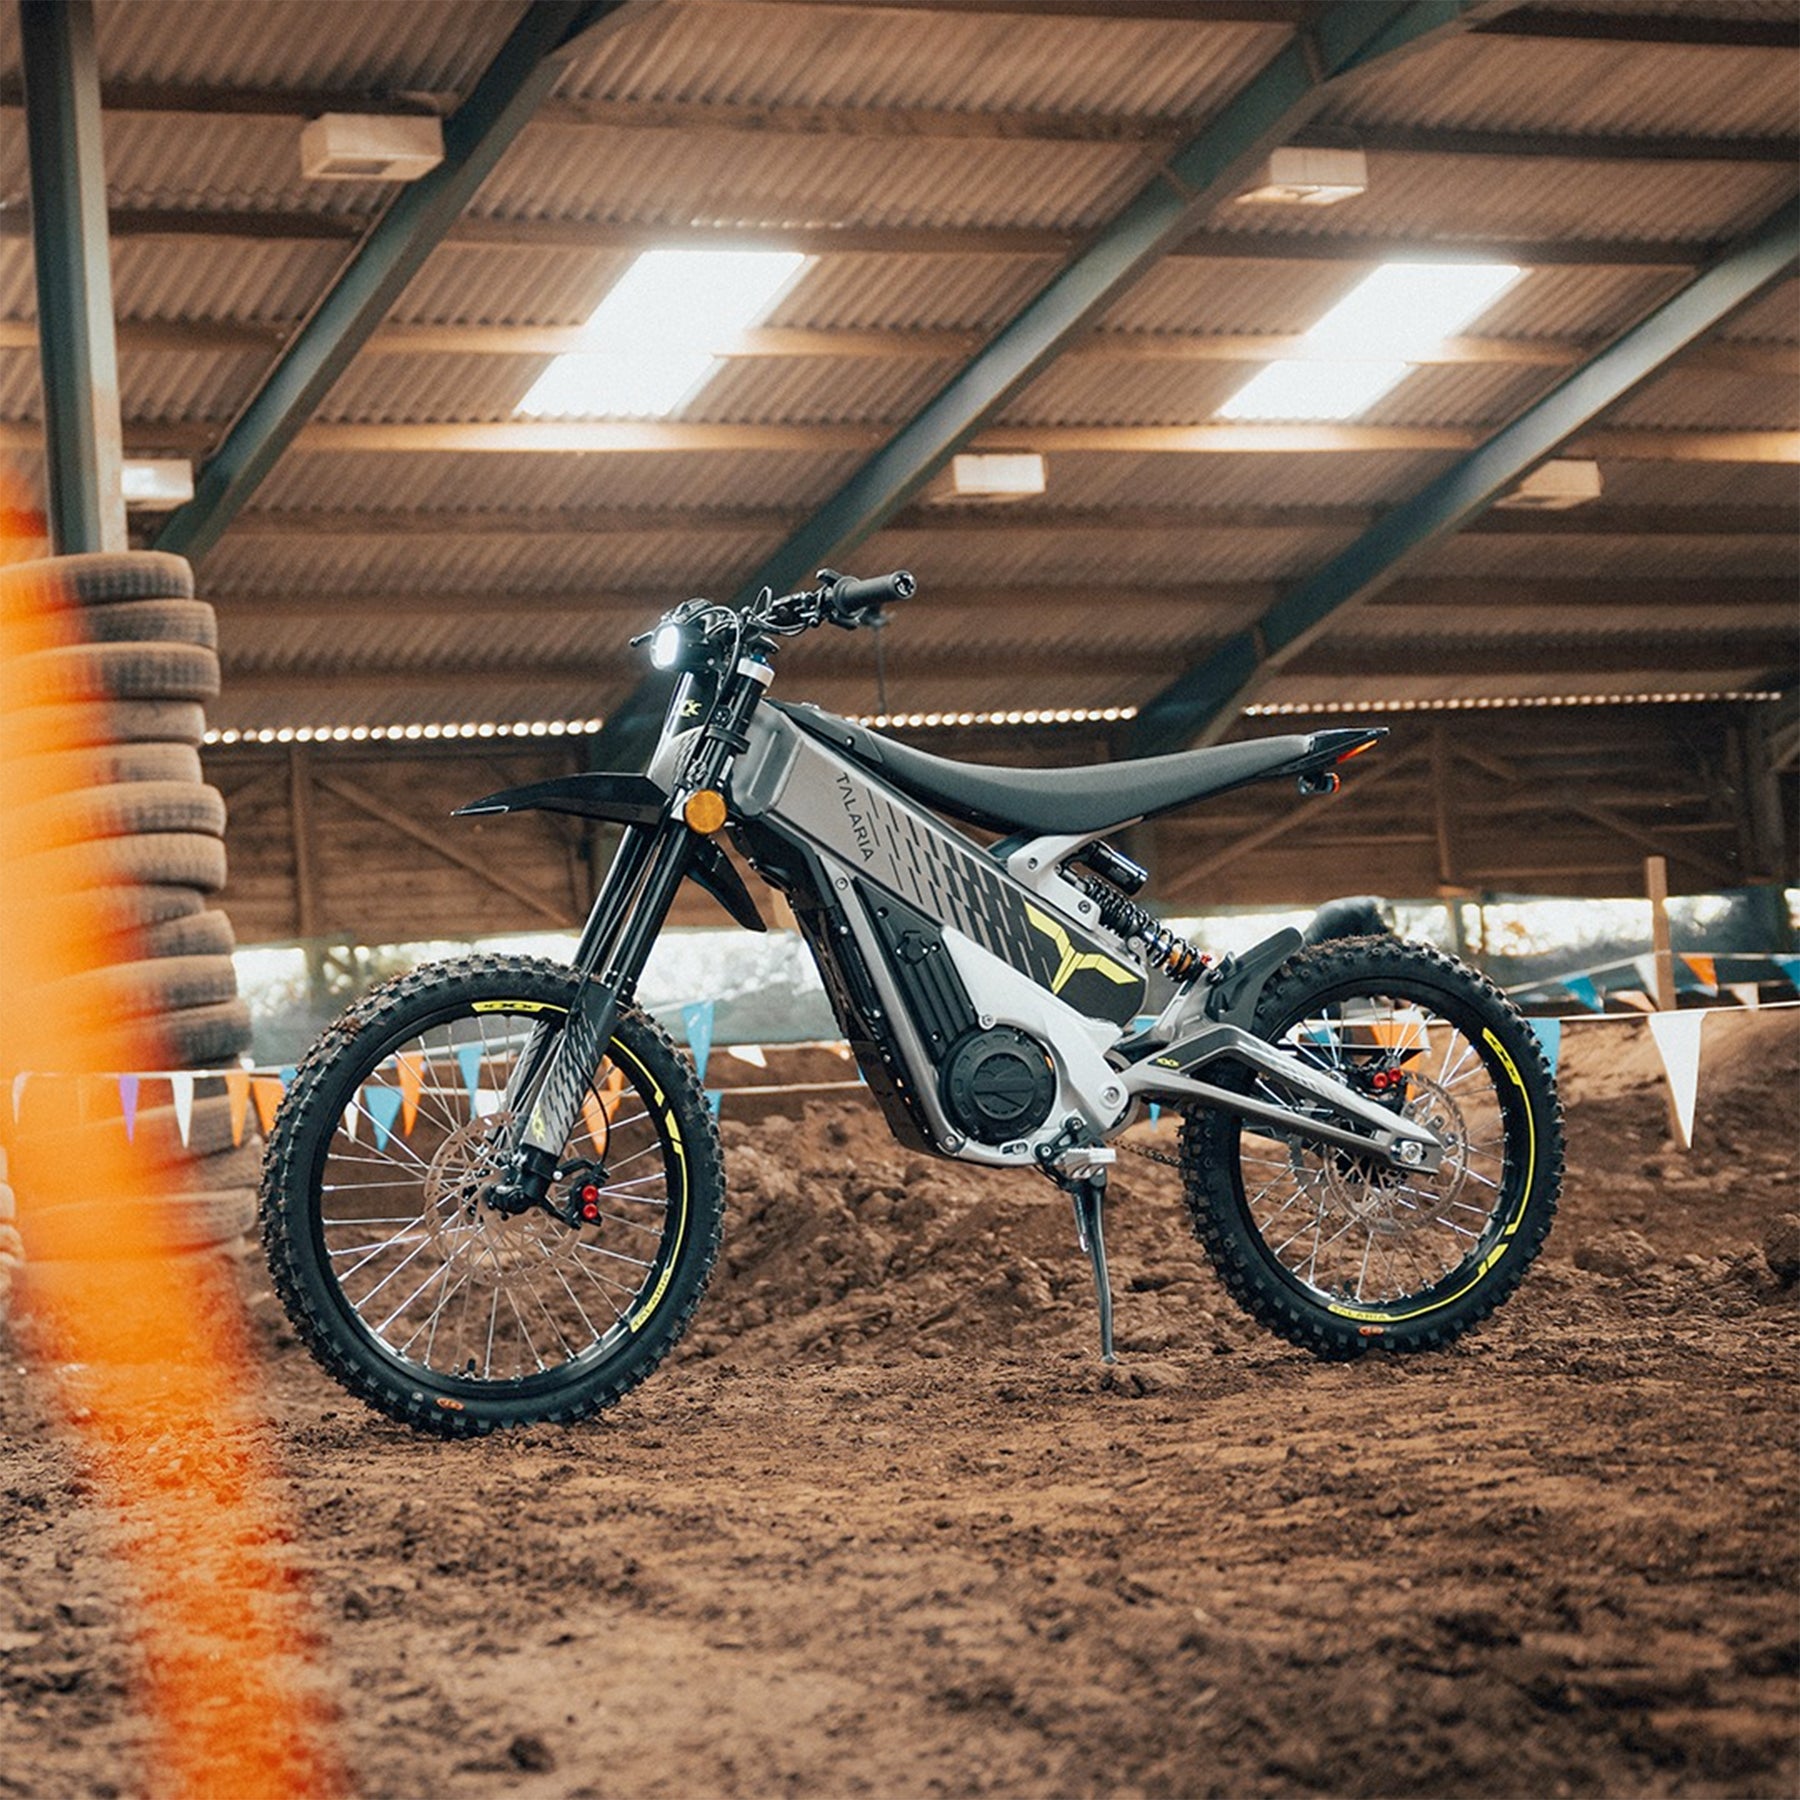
[455,771,666,827]
[454,771,766,932]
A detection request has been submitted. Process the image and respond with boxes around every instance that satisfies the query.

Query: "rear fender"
[454,772,766,932]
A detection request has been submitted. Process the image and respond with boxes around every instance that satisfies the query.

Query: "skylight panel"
[1217,358,1411,422]
[1215,261,1523,422]
[516,249,808,419]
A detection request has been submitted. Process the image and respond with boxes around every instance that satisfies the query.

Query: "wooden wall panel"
[202,702,1794,949]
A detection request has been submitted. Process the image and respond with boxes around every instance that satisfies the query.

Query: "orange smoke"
[0,530,343,1797]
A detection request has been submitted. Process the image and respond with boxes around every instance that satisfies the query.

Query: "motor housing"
[940,1027,1057,1145]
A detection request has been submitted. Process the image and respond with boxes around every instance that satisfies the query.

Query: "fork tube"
[517,820,695,1160]
[501,820,658,1117]
[572,820,656,976]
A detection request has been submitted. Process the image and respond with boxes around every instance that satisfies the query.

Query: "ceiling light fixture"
[516,249,809,419]
[1218,261,1521,421]
[1235,145,1368,208]
[300,114,444,182]
[120,459,195,508]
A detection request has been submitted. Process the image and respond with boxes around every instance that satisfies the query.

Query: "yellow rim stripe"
[1324,1024,1536,1325]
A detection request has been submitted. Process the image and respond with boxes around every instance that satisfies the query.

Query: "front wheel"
[262,955,724,1437]
[1180,939,1561,1359]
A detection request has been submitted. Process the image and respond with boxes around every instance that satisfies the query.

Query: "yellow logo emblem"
[1025,904,1136,996]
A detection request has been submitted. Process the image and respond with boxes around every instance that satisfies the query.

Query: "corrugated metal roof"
[556,5,1284,119]
[1320,29,1800,138]
[1601,365,1800,429]
[1199,155,1794,248]
[470,123,1146,231]
[0,0,1789,746]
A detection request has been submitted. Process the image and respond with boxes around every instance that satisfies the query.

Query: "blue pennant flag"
[1148,1102,1161,1127]
[455,1043,484,1111]
[1562,973,1603,1013]
[707,1090,722,1118]
[682,1000,716,1083]
[1527,1016,1563,1073]
[1775,954,1800,993]
[365,1086,405,1153]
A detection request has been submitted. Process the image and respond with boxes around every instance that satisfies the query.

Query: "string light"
[200,691,1778,749]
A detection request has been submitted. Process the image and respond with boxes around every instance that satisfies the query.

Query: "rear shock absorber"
[1071,872,1209,983]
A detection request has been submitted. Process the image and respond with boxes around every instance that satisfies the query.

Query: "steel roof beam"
[584,1,1510,767]
[152,0,646,564]
[1126,195,1800,758]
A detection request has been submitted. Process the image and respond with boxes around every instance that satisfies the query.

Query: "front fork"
[488,660,769,1213]
[498,818,698,1208]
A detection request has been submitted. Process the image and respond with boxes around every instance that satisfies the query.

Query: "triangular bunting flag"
[1647,1010,1705,1152]
[1527,1016,1562,1073]
[727,1044,768,1069]
[364,1087,405,1154]
[1614,990,1656,1014]
[1562,973,1603,1013]
[225,1069,251,1146]
[1678,953,1717,991]
[455,1043,484,1112]
[342,1095,358,1142]
[707,1090,722,1118]
[682,1000,716,1083]
[1726,982,1761,1010]
[1148,1102,1161,1127]
[395,1053,424,1137]
[11,1072,28,1123]
[118,1075,140,1141]
[170,1072,194,1147]
[251,1076,284,1135]
[1774,954,1800,992]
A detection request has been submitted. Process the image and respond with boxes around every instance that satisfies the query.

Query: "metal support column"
[20,0,126,553]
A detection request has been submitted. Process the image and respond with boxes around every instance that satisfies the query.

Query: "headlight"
[650,622,685,670]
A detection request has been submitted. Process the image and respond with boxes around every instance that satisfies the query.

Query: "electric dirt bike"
[262,570,1561,1437]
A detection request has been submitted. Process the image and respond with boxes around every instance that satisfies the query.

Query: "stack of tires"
[1,551,260,1331]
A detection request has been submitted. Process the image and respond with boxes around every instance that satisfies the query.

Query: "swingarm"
[1120,1021,1445,1173]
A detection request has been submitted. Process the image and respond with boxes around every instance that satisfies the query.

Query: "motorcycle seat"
[770,702,1383,837]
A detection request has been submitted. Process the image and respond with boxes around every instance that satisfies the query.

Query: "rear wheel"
[1181,939,1560,1359]
[263,955,723,1436]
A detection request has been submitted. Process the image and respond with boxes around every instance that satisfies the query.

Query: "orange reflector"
[1334,738,1377,763]
[684,788,728,833]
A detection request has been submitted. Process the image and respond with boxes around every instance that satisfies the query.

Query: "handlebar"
[760,568,916,634]
[821,568,916,620]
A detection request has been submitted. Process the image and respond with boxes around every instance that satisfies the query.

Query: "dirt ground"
[3,1009,1796,1799]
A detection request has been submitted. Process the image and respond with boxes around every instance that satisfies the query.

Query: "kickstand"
[1069,1176,1116,1365]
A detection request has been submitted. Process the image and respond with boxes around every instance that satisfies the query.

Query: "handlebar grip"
[824,569,916,616]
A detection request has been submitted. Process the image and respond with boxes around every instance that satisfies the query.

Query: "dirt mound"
[685,1010,1799,1369]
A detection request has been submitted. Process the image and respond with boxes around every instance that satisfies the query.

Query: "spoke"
[328,1232,430,1258]
[348,1232,433,1307]
[376,1254,456,1338]
[574,1240,653,1271]
[410,1267,473,1361]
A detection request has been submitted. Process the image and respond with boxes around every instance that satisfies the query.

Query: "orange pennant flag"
[1680,953,1717,990]
[251,1076,284,1136]
[396,1052,424,1137]
[225,1068,251,1146]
